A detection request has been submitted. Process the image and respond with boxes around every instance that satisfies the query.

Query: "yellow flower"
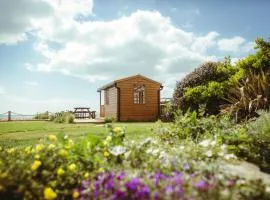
[98,167,104,173]
[7,148,16,153]
[84,172,90,178]
[58,149,68,157]
[103,140,108,146]
[68,164,76,172]
[68,139,74,146]
[36,144,44,152]
[106,136,112,141]
[48,144,56,150]
[113,127,121,134]
[24,146,31,154]
[44,187,57,200]
[104,151,110,157]
[31,160,42,171]
[48,135,57,142]
[56,168,65,176]
[35,154,40,159]
[73,190,80,199]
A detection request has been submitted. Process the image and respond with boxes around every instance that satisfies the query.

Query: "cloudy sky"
[0,0,269,114]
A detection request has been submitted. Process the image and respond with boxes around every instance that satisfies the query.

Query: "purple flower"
[184,163,190,170]
[154,172,166,186]
[112,189,126,200]
[82,180,90,188]
[137,186,150,197]
[166,186,173,194]
[105,179,115,190]
[125,178,141,191]
[117,172,126,180]
[194,180,209,191]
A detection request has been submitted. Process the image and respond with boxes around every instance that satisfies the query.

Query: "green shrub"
[153,108,237,143]
[173,38,270,117]
[221,70,270,121]
[104,117,115,123]
[66,114,74,124]
[33,111,49,120]
[173,59,236,114]
[54,112,74,124]
[218,111,270,173]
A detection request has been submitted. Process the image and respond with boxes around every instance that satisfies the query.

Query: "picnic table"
[73,107,96,119]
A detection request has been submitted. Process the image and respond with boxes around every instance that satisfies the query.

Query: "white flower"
[206,150,213,157]
[179,145,185,150]
[224,154,236,160]
[266,186,270,194]
[221,144,227,151]
[199,139,211,147]
[210,140,216,146]
[152,149,160,156]
[218,152,225,157]
[124,151,131,159]
[109,146,126,156]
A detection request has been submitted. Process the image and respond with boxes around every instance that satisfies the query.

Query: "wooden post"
[8,111,11,121]
[99,91,101,118]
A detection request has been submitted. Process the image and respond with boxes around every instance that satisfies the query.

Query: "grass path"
[0,121,156,147]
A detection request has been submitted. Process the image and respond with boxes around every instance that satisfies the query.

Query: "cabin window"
[105,90,109,105]
[134,86,145,104]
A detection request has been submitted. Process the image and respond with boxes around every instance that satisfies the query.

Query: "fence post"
[8,111,11,121]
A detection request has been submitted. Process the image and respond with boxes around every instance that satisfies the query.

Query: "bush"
[153,108,237,143]
[221,70,270,121]
[54,112,75,124]
[104,117,115,123]
[218,111,270,173]
[173,59,235,114]
[33,111,49,120]
[173,38,270,118]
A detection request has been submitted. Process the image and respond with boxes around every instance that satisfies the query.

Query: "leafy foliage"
[33,111,49,120]
[173,37,270,118]
[53,112,74,124]
[221,70,270,121]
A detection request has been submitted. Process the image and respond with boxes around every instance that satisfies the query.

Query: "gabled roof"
[97,74,162,92]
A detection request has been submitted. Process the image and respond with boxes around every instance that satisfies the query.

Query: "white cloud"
[0,0,93,44]
[217,36,254,53]
[29,10,219,85]
[0,0,254,99]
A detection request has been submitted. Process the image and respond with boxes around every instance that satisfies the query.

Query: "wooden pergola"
[73,107,96,119]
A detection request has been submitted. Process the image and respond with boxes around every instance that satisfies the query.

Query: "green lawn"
[0,121,156,147]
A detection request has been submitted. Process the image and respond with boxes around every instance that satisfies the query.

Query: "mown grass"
[0,121,156,147]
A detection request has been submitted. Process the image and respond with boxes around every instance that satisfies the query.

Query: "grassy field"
[0,121,156,147]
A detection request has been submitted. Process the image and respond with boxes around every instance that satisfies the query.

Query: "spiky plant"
[221,70,270,121]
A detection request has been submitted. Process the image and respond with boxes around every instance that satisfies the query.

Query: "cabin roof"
[97,74,162,92]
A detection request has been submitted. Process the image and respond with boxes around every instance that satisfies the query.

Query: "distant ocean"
[0,114,34,120]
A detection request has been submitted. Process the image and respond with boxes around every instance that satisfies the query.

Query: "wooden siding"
[117,76,160,121]
[104,87,118,119]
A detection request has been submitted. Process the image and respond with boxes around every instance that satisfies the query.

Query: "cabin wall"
[104,87,118,119]
[117,77,160,121]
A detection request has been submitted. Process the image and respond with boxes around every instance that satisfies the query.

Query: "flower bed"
[0,125,270,199]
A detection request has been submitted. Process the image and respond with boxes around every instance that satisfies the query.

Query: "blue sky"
[0,0,269,114]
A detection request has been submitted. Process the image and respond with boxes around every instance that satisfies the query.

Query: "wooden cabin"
[97,74,163,121]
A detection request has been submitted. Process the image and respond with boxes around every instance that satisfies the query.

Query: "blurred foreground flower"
[31,160,42,171]
[44,187,57,200]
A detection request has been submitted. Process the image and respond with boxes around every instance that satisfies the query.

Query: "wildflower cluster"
[0,125,269,199]
[76,171,269,200]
